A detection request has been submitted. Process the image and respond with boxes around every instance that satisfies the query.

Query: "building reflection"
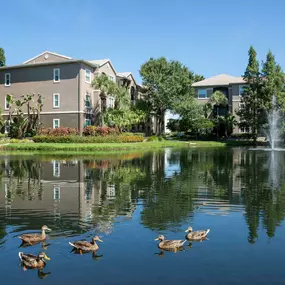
[0,148,285,244]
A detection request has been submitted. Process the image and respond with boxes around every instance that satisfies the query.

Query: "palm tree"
[206,91,229,138]
[92,74,117,126]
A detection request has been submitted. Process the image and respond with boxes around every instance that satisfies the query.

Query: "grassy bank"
[2,141,188,151]
[0,139,258,153]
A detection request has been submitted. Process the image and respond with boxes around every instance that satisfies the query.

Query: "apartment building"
[0,51,142,133]
[192,74,247,133]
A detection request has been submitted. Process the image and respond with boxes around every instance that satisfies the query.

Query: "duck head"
[42,225,52,232]
[185,226,193,233]
[93,236,103,243]
[155,235,165,241]
[38,252,51,261]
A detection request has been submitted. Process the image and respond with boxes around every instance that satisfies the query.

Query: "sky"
[2,0,285,83]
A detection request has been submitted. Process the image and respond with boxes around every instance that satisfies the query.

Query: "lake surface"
[1,148,285,284]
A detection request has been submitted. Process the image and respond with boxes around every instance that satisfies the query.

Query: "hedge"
[40,127,79,136]
[83,126,119,136]
[33,135,144,143]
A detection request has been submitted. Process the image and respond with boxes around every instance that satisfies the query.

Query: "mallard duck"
[69,236,103,254]
[18,252,50,269]
[185,226,210,241]
[18,225,52,244]
[155,235,186,250]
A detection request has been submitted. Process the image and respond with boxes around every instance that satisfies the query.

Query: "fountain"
[267,95,282,150]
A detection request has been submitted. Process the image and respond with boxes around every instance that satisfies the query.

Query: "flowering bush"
[39,127,78,136]
[33,135,144,143]
[82,126,97,136]
[82,126,119,136]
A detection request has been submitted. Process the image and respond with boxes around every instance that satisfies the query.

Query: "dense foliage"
[0,47,5,66]
[33,134,144,143]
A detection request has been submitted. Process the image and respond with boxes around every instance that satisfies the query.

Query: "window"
[53,93,60,108]
[53,186,60,200]
[5,73,11,86]
[108,75,115,82]
[85,93,91,108]
[239,103,245,110]
[198,89,208,99]
[131,86,135,101]
[240,126,249,133]
[85,119,92,127]
[239,85,247,96]
[53,68,60,82]
[84,182,92,201]
[53,119,60,129]
[85,69,91,83]
[5,183,8,199]
[107,184,116,197]
[108,96,115,108]
[4,120,10,134]
[5,95,10,110]
[53,161,60,177]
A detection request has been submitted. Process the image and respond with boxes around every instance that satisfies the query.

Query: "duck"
[155,235,186,250]
[18,225,52,244]
[69,236,103,254]
[185,226,210,241]
[18,252,50,270]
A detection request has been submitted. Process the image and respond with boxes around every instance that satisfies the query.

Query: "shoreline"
[0,140,261,152]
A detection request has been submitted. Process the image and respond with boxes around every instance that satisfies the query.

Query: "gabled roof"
[88,59,110,67]
[88,59,117,75]
[192,74,245,87]
[0,59,97,71]
[117,72,137,85]
[117,72,132,78]
[23,51,72,64]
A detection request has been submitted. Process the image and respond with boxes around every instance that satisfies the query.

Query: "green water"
[1,148,285,284]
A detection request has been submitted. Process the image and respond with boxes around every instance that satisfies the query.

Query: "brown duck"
[69,236,103,254]
[155,235,186,250]
[18,225,52,244]
[185,226,210,241]
[18,252,50,269]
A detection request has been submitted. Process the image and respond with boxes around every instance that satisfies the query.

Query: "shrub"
[146,136,164,142]
[32,135,144,143]
[95,127,110,136]
[122,132,144,137]
[83,126,97,136]
[10,138,32,143]
[82,126,119,136]
[39,127,78,136]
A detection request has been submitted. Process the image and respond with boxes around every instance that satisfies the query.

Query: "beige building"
[192,74,247,133]
[0,51,142,133]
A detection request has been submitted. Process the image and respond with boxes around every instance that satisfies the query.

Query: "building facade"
[192,74,247,133]
[0,51,142,133]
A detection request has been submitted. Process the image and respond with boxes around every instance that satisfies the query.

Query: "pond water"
[1,148,285,284]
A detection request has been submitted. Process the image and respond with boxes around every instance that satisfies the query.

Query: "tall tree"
[140,57,195,135]
[0,48,6,66]
[261,50,285,109]
[237,46,263,142]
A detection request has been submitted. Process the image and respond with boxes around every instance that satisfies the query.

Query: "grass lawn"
[0,140,236,152]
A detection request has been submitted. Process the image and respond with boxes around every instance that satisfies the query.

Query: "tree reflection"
[1,149,285,244]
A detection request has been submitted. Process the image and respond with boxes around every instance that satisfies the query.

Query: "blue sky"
[2,0,285,83]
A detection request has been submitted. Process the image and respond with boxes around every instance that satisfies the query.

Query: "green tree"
[0,48,5,66]
[237,46,263,142]
[92,74,145,130]
[261,50,285,109]
[6,94,43,138]
[105,108,145,131]
[193,74,205,83]
[92,74,117,126]
[140,57,195,135]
